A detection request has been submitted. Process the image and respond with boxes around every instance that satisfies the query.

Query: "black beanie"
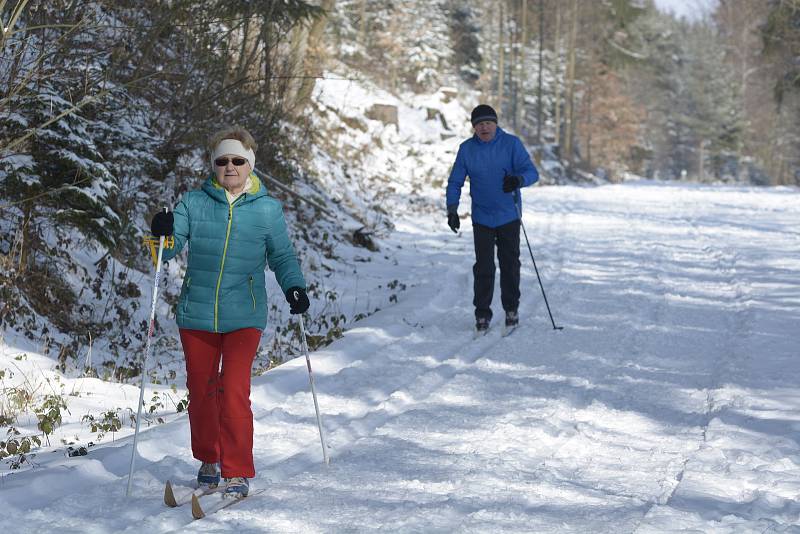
[471,104,498,126]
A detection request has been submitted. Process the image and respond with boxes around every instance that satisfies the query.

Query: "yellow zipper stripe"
[214,202,235,332]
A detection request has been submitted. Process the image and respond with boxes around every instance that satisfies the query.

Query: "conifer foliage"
[0,0,322,357]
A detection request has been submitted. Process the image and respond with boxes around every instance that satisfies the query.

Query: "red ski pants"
[179,327,261,478]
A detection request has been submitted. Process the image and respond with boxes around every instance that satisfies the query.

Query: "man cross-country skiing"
[446,104,539,334]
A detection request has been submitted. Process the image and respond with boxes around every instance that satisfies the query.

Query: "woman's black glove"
[150,211,174,236]
[285,287,310,314]
[502,175,523,193]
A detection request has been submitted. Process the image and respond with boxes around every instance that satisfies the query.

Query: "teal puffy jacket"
[162,174,306,333]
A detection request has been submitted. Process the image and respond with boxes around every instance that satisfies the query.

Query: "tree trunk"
[295,0,336,112]
[236,16,253,79]
[553,2,562,149]
[239,14,263,93]
[537,0,544,144]
[497,0,505,112]
[699,140,705,181]
[479,5,491,104]
[358,0,367,46]
[388,12,398,91]
[510,5,518,131]
[19,203,33,275]
[563,0,578,175]
[516,0,527,133]
[585,79,592,170]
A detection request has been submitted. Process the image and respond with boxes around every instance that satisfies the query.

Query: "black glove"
[447,207,460,233]
[503,175,523,193]
[150,211,174,236]
[285,287,309,314]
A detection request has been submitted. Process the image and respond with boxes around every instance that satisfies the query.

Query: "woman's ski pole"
[298,315,330,465]
[126,210,168,497]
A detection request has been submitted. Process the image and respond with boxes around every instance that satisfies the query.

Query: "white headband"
[211,139,256,171]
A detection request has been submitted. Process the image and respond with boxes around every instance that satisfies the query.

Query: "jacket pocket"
[181,276,192,314]
[248,275,256,310]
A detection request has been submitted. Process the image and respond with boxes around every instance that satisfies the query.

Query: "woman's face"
[214,154,251,193]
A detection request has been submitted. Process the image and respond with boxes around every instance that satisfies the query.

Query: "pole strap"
[143,235,174,267]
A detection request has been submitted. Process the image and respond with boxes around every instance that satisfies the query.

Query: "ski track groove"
[4,184,798,533]
[515,194,690,529]
[529,189,760,532]
[230,204,590,532]
[139,257,489,532]
[631,191,757,532]
[582,196,687,528]
[131,190,797,532]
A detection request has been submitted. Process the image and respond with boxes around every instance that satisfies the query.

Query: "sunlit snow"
[1,180,798,533]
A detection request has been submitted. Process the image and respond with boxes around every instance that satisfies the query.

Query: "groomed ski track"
[1,182,798,533]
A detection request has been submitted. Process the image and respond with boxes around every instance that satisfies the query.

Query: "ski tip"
[164,480,178,508]
[502,325,518,337]
[191,493,205,519]
[473,329,489,339]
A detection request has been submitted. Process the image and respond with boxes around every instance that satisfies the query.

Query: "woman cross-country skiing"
[149,126,309,498]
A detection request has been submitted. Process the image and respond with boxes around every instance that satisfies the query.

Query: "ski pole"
[126,209,168,497]
[516,193,564,330]
[298,315,330,465]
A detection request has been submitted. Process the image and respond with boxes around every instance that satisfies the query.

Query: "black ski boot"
[503,311,519,336]
[505,310,519,328]
[475,317,490,337]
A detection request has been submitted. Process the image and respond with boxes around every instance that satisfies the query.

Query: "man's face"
[473,120,497,142]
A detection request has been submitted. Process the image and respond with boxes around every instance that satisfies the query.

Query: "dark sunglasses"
[214,157,248,167]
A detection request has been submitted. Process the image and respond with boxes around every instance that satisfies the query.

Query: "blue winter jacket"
[446,127,539,228]
[162,174,306,333]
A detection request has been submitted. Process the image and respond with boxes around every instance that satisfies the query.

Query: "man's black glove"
[447,206,460,233]
[285,287,310,314]
[503,175,523,193]
[150,211,174,236]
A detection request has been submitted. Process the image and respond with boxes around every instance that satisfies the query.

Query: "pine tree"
[447,2,482,84]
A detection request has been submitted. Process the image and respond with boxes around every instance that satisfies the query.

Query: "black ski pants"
[472,220,521,321]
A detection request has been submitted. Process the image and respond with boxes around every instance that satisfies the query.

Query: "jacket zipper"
[214,201,236,332]
[248,275,256,310]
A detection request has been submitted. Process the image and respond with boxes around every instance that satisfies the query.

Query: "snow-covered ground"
[1,181,799,532]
